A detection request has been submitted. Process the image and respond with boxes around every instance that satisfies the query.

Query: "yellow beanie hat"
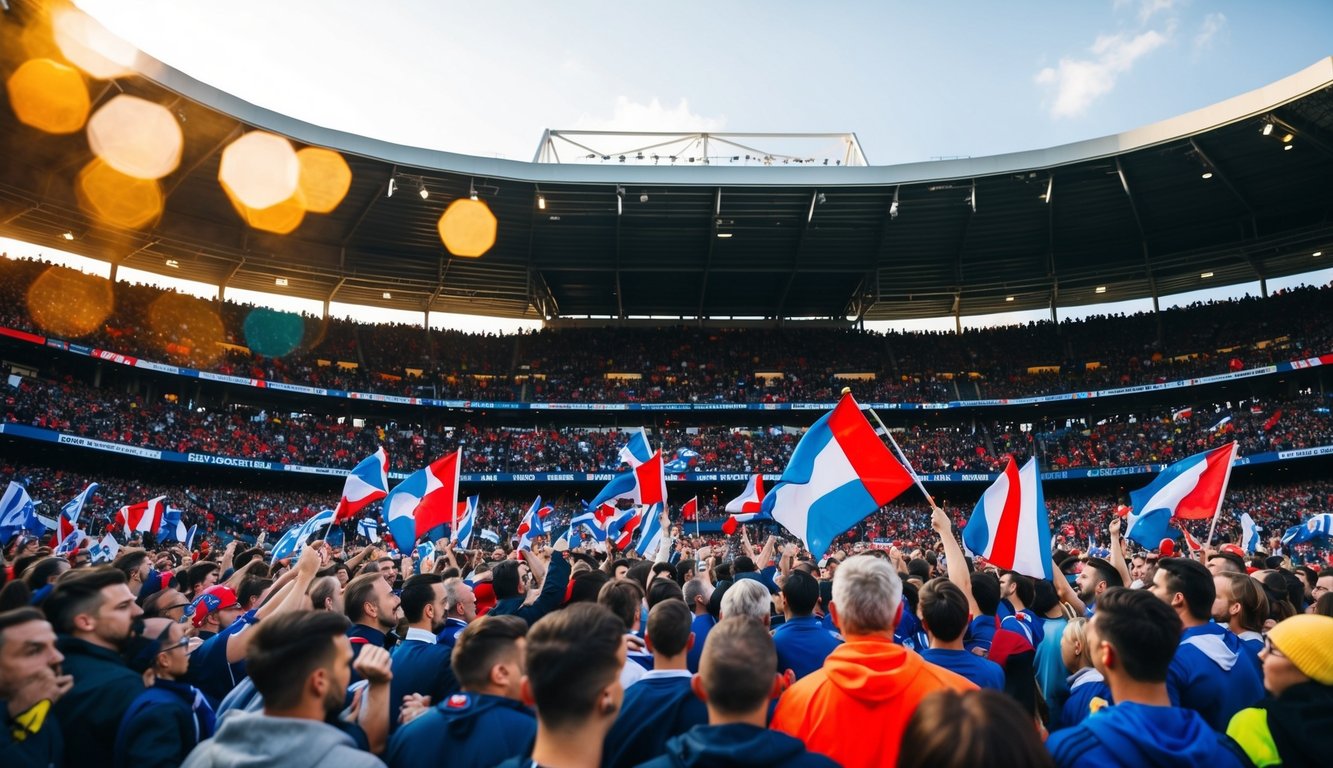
[1267,614,1333,686]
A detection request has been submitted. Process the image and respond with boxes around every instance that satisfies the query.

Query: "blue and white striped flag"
[357,517,381,543]
[415,540,436,565]
[635,502,667,557]
[1239,511,1261,553]
[271,508,335,563]
[453,495,478,548]
[0,482,38,543]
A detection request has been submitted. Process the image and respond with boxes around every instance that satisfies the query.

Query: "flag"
[961,456,1053,580]
[271,508,335,563]
[759,393,914,557]
[89,532,120,563]
[116,496,167,539]
[723,475,768,534]
[184,524,199,551]
[325,527,345,549]
[569,509,607,543]
[516,496,552,551]
[1239,512,1261,554]
[681,497,698,522]
[0,482,39,543]
[54,527,87,555]
[454,495,478,548]
[664,448,701,473]
[619,429,654,468]
[634,450,668,506]
[635,503,666,557]
[556,523,583,551]
[607,506,643,550]
[1262,410,1283,431]
[479,529,501,544]
[333,447,390,522]
[357,517,381,543]
[382,452,461,547]
[1172,407,1193,422]
[158,507,188,543]
[59,482,98,544]
[1282,513,1333,546]
[589,471,639,511]
[1127,442,1237,545]
[415,540,436,565]
[1181,526,1204,553]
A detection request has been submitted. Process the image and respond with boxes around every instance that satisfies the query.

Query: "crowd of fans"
[4,256,1333,405]
[6,374,1332,477]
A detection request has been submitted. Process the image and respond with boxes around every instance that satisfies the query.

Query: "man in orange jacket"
[771,554,976,767]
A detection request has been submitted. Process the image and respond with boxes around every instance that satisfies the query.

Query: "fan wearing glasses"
[112,617,214,768]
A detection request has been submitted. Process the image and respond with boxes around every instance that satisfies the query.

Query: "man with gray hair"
[720,579,772,625]
[771,555,975,767]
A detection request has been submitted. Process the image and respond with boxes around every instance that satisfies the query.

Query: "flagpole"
[1204,442,1239,548]
[858,395,936,508]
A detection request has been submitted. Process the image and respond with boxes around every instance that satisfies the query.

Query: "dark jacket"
[633,723,839,768]
[0,697,64,768]
[1227,682,1333,768]
[388,637,458,730]
[602,673,709,768]
[113,678,217,768]
[386,692,535,768]
[488,552,571,626]
[53,635,145,766]
[1047,701,1246,768]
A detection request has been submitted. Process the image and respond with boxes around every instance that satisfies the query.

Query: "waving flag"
[619,429,654,467]
[116,496,167,539]
[664,448,701,473]
[1126,443,1237,548]
[54,527,87,555]
[962,456,1053,580]
[158,507,189,543]
[681,497,698,521]
[58,482,98,543]
[453,495,478,548]
[1181,526,1204,553]
[184,524,199,551]
[607,506,643,550]
[634,450,668,506]
[516,496,553,551]
[0,482,39,543]
[723,475,768,534]
[382,452,461,547]
[635,503,667,557]
[89,532,120,563]
[271,508,335,563]
[569,509,607,543]
[415,540,436,565]
[1239,512,1261,554]
[1282,513,1333,547]
[333,447,390,522]
[357,517,381,543]
[759,393,913,557]
[589,471,638,511]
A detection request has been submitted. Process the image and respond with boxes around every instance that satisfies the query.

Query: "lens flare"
[75,158,164,229]
[6,58,90,134]
[147,292,225,366]
[51,9,137,80]
[87,94,183,179]
[295,147,352,213]
[438,198,498,258]
[243,308,306,358]
[26,267,114,338]
[219,131,300,210]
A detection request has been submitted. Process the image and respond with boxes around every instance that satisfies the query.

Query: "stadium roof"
[1,7,1332,323]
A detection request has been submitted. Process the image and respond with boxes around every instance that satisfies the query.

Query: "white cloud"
[1194,12,1227,51]
[1035,28,1170,118]
[573,96,725,133]
[1135,0,1181,24]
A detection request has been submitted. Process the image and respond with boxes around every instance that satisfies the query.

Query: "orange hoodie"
[771,634,976,768]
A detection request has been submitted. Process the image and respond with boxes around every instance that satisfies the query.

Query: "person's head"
[733,555,757,575]
[344,572,400,631]
[898,689,1055,768]
[682,577,711,616]
[522,603,626,733]
[43,566,142,650]
[598,578,645,632]
[1060,617,1093,672]
[22,556,70,589]
[693,617,784,718]
[781,570,819,618]
[184,561,219,597]
[918,577,969,643]
[1261,614,1333,696]
[112,550,152,585]
[1212,572,1267,633]
[1151,557,1214,623]
[126,617,192,682]
[443,577,478,622]
[491,559,525,600]
[999,570,1034,608]
[720,578,771,624]
[377,556,399,584]
[645,599,692,661]
[451,614,528,699]
[1314,570,1333,602]
[567,569,609,605]
[1086,587,1182,684]
[1207,551,1246,575]
[191,585,243,632]
[968,571,1001,617]
[831,555,903,637]
[0,608,63,700]
[399,574,446,632]
[247,610,352,718]
[1075,557,1123,604]
[142,586,191,622]
[1030,578,1059,617]
[674,559,696,585]
[646,578,684,608]
[611,559,630,580]
[1130,554,1150,583]
[308,575,344,614]
[1314,592,1333,618]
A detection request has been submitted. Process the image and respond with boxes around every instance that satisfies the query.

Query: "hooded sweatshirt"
[1227,682,1333,768]
[770,634,975,767]
[180,710,384,768]
[634,723,839,768]
[1046,701,1246,768]
[1167,623,1264,731]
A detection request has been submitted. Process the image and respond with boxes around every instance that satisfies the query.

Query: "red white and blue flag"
[55,482,97,550]
[962,456,1053,580]
[116,496,167,539]
[381,451,460,545]
[607,506,643,550]
[759,393,913,557]
[619,429,654,468]
[334,447,390,522]
[516,496,553,551]
[1125,442,1237,549]
[453,495,479,548]
[723,475,766,534]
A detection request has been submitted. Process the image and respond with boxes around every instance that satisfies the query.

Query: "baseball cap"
[189,585,239,628]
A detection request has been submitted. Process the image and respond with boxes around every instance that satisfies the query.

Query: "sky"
[25,0,1333,331]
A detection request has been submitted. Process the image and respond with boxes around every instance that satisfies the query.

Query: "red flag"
[681,497,697,521]
[412,451,460,540]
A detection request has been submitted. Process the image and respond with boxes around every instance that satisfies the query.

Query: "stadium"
[2,2,1333,767]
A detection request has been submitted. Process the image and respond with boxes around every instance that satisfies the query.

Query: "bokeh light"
[51,9,137,80]
[75,158,164,230]
[6,58,90,134]
[221,184,305,235]
[86,94,183,179]
[26,267,114,338]
[243,308,306,358]
[219,131,300,210]
[437,198,498,258]
[147,292,225,367]
[295,147,352,213]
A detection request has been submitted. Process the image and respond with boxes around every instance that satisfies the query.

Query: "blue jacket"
[388,636,458,730]
[386,692,535,768]
[1167,623,1264,731]
[1058,667,1112,730]
[488,552,571,626]
[963,614,997,655]
[602,673,709,768]
[920,648,1004,690]
[686,613,716,673]
[772,616,842,680]
[634,723,839,768]
[113,679,216,768]
[1035,615,1070,720]
[52,636,145,767]
[1047,701,1246,768]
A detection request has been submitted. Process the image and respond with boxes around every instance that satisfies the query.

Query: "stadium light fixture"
[1006,296,1015,302]
[382,291,392,299]
[1284,144,1294,151]
[418,181,429,200]
[274,277,288,286]
[164,258,179,268]
[1262,122,1274,136]
[1315,251,1323,258]
[1281,132,1294,143]
[61,231,75,240]
[469,182,478,201]
[1042,176,1053,203]
[1201,272,1214,279]
[387,177,396,198]
[717,232,733,238]
[1201,171,1213,179]
[537,194,546,210]
[1095,286,1107,294]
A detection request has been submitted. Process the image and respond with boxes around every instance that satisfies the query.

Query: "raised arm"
[1108,518,1132,588]
[931,506,980,619]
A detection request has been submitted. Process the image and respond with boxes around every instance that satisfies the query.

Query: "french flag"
[382,452,460,546]
[454,495,478,548]
[1125,443,1237,549]
[723,475,766,534]
[759,393,913,557]
[516,496,552,551]
[117,496,167,539]
[334,447,390,522]
[962,456,1053,580]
